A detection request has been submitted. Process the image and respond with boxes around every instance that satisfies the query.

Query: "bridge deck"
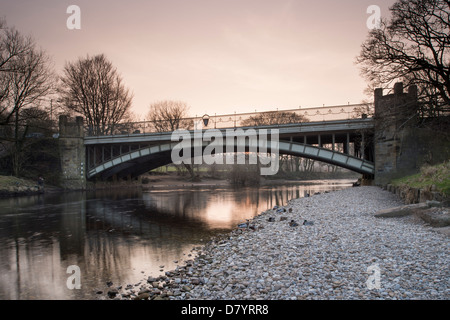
[84,118,374,145]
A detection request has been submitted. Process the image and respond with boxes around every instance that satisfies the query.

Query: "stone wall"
[374,83,417,185]
[58,115,86,190]
[374,83,450,185]
[383,183,448,205]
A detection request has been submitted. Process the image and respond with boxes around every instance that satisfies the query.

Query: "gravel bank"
[115,186,450,300]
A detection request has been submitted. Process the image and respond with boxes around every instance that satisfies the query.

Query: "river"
[0,179,354,300]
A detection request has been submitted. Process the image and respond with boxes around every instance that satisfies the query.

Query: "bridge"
[58,103,376,189]
[58,82,448,190]
[84,118,375,180]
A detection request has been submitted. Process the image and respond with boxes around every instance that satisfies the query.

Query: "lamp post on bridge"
[202,114,210,127]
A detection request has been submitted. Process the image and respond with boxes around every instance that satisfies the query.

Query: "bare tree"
[1,19,52,126]
[241,111,309,176]
[0,19,33,75]
[146,100,197,178]
[241,111,309,126]
[146,100,193,132]
[0,20,55,176]
[10,51,54,175]
[356,0,450,118]
[59,54,133,135]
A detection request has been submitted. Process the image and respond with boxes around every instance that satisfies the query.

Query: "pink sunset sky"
[1,0,397,118]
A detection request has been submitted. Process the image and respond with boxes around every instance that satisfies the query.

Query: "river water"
[0,180,354,300]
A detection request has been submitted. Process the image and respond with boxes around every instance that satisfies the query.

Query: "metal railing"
[84,103,373,137]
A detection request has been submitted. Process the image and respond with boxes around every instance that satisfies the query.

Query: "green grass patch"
[391,161,450,196]
[0,175,38,190]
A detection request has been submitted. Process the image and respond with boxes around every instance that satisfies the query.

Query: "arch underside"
[87,140,374,180]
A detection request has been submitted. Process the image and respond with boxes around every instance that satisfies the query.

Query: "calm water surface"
[0,180,353,300]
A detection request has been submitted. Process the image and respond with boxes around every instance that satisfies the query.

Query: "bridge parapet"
[59,115,84,137]
[85,103,373,137]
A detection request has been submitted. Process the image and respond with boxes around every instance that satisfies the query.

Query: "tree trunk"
[13,109,20,176]
[183,163,196,180]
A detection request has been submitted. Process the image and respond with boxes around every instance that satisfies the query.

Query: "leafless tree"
[0,19,53,126]
[146,100,196,178]
[241,111,309,176]
[59,54,133,135]
[356,0,450,118]
[241,111,309,126]
[146,100,193,132]
[0,19,55,176]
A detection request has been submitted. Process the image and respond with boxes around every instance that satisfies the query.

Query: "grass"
[391,161,450,196]
[0,175,39,191]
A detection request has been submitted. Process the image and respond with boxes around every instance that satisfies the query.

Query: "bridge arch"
[87,139,374,180]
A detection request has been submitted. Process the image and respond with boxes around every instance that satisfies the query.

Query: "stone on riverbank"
[374,201,450,228]
[134,292,150,300]
[373,203,428,218]
[415,207,450,228]
[107,289,118,298]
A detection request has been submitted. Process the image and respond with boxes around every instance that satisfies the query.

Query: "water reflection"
[0,180,352,300]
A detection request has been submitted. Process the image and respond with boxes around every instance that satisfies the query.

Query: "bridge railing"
[85,103,373,137]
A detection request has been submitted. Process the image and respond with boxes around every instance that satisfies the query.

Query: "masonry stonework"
[58,115,86,190]
[374,82,450,185]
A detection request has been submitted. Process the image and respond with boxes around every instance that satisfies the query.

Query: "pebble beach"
[114,186,450,300]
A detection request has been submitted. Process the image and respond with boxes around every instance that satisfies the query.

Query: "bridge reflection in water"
[0,181,352,299]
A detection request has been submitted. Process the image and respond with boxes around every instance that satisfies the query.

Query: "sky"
[0,0,397,119]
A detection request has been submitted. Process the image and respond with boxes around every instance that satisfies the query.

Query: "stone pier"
[374,82,450,185]
[58,115,86,190]
[374,82,418,185]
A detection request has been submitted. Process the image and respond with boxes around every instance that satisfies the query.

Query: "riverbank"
[388,161,450,203]
[0,175,46,198]
[111,186,449,300]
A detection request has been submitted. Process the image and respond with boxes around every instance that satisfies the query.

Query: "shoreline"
[141,175,356,190]
[0,174,358,198]
[108,186,449,300]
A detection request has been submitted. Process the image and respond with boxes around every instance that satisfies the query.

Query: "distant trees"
[59,54,133,135]
[241,111,308,126]
[356,0,450,119]
[146,100,193,132]
[240,110,310,178]
[146,100,196,178]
